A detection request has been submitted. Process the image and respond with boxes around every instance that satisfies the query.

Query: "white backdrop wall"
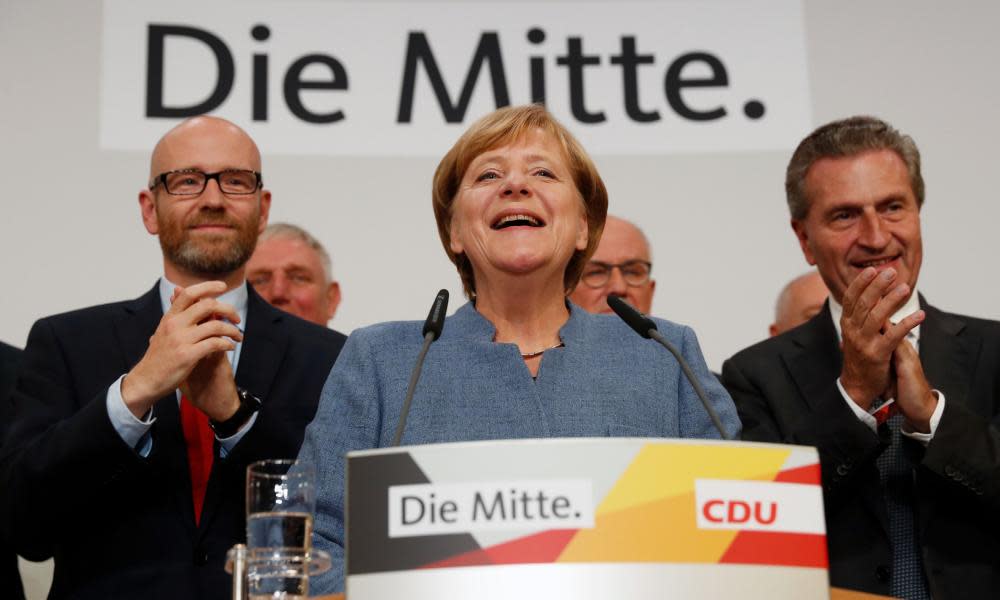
[1,0,999,372]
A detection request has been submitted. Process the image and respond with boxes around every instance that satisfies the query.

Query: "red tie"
[871,398,900,426]
[180,396,215,524]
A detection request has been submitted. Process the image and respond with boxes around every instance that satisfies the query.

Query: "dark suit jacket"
[0,341,25,600]
[0,284,345,599]
[721,299,1000,598]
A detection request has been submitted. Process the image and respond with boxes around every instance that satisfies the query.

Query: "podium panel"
[346,438,828,600]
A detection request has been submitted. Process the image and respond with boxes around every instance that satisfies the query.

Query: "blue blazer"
[298,301,740,593]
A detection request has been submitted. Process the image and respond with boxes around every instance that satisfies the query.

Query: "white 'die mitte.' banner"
[101,0,810,156]
[388,479,595,538]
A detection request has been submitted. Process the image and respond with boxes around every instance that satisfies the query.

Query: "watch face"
[240,388,262,410]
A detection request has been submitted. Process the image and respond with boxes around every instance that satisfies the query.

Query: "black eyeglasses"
[150,169,262,196]
[580,260,653,288]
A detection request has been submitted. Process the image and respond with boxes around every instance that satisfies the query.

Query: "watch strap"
[209,387,262,438]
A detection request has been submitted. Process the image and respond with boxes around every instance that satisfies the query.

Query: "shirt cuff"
[106,374,156,456]
[837,377,878,433]
[900,390,945,445]
[217,410,259,458]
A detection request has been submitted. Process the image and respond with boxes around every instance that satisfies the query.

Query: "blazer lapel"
[113,283,162,371]
[113,282,199,532]
[783,302,843,413]
[232,286,290,400]
[918,297,972,411]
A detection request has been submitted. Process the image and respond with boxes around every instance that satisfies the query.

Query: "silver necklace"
[520,341,565,359]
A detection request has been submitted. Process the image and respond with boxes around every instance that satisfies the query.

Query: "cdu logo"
[694,479,825,534]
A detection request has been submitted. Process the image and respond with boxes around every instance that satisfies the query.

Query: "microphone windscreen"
[608,296,657,339]
[422,289,449,340]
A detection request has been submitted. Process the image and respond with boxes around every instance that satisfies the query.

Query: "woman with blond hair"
[298,104,738,593]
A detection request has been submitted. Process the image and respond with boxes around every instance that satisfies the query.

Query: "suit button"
[193,548,209,566]
[875,565,890,582]
[836,464,850,476]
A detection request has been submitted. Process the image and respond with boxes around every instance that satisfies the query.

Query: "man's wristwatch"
[209,387,262,438]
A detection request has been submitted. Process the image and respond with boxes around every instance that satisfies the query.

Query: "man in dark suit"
[722,116,999,599]
[0,341,24,599]
[0,117,346,598]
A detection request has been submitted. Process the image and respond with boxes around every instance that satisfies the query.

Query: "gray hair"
[785,115,924,220]
[258,223,333,281]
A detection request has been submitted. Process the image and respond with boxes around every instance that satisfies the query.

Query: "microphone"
[392,289,449,446]
[422,289,449,340]
[607,296,733,440]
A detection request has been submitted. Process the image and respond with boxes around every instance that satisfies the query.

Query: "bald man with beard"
[0,117,345,598]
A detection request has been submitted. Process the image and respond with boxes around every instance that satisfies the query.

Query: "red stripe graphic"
[719,530,828,568]
[773,463,821,485]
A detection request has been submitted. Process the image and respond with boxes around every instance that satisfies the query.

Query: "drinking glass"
[245,459,316,599]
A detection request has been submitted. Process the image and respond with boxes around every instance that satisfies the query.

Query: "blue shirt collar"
[157,277,249,332]
[158,277,248,371]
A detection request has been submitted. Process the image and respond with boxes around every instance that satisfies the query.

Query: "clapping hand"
[122,281,242,420]
[839,267,923,410]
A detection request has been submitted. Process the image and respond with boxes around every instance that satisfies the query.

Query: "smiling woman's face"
[448,129,589,292]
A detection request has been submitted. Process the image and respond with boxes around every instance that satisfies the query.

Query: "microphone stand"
[392,329,436,446]
[646,328,732,440]
[392,289,449,446]
[608,296,733,440]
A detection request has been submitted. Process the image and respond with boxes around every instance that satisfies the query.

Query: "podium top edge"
[345,437,816,458]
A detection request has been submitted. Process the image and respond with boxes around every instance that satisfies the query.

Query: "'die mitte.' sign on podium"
[345,438,828,599]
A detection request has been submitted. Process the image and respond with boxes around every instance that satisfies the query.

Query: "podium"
[344,438,829,599]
